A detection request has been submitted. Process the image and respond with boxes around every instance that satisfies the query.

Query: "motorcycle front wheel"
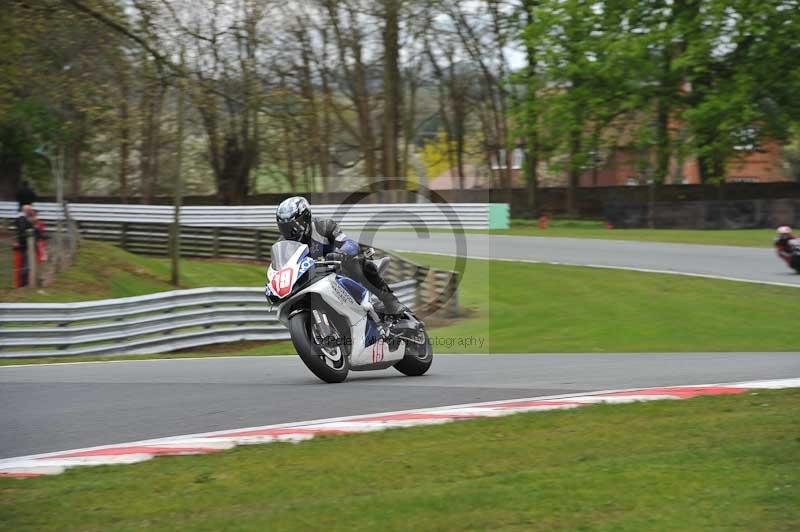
[393,329,433,377]
[289,311,350,383]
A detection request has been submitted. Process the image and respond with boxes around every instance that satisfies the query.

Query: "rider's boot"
[366,269,408,317]
[376,287,408,317]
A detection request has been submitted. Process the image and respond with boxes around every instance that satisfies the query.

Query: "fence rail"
[0,201,506,229]
[0,282,418,358]
[79,221,280,261]
[2,215,460,358]
[51,221,455,302]
[3,219,457,308]
[604,199,800,229]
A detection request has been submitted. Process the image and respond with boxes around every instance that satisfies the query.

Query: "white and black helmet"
[276,196,312,240]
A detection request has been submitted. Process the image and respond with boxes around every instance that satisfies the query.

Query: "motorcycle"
[780,238,800,273]
[265,240,433,383]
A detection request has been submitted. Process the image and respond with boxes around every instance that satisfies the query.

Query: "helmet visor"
[278,218,307,240]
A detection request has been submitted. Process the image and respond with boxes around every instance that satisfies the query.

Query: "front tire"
[394,329,433,377]
[289,312,349,383]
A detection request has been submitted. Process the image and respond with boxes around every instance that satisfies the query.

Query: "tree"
[681,0,800,185]
[0,0,127,200]
[323,0,379,184]
[381,0,401,188]
[172,0,263,204]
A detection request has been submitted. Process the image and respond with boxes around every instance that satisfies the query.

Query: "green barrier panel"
[488,203,510,230]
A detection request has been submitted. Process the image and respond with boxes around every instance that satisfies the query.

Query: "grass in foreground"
[1,389,797,531]
[487,219,774,247]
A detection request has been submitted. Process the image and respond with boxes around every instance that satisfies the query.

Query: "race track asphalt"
[3,233,798,459]
[2,352,799,459]
[354,231,800,286]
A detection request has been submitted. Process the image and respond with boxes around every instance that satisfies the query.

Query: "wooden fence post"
[26,231,38,288]
[414,266,427,311]
[120,222,128,251]
[446,272,459,318]
[212,228,220,258]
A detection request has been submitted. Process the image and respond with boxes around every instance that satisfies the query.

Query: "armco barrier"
[47,221,456,305]
[2,218,458,303]
[0,282,417,358]
[0,202,508,230]
[78,221,281,261]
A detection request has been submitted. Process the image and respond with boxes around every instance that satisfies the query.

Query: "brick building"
[432,134,792,190]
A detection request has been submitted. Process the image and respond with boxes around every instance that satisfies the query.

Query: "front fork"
[311,309,341,350]
[360,298,389,338]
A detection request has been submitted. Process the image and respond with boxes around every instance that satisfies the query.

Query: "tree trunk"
[401,70,417,187]
[567,127,582,217]
[140,71,165,204]
[299,28,321,194]
[381,0,401,199]
[523,0,539,217]
[455,138,466,191]
[69,141,81,199]
[326,4,376,183]
[119,101,130,203]
[140,83,154,204]
[649,39,673,228]
[0,144,22,201]
[171,72,185,287]
[319,29,333,195]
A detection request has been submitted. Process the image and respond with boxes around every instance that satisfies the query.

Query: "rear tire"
[393,329,433,377]
[289,312,349,383]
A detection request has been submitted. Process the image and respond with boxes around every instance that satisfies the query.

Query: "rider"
[775,225,798,267]
[275,196,408,316]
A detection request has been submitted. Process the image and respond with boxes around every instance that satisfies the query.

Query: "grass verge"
[1,388,797,531]
[0,343,294,367]
[486,219,775,247]
[404,252,799,353]
[0,240,266,303]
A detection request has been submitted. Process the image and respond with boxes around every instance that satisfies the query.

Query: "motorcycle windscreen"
[270,240,307,269]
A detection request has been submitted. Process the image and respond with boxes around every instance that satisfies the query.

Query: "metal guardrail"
[0,281,417,358]
[27,221,457,304]
[1,214,460,358]
[74,220,460,317]
[77,221,280,261]
[0,201,501,229]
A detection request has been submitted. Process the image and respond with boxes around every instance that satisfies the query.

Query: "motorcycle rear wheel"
[393,329,433,377]
[289,312,350,383]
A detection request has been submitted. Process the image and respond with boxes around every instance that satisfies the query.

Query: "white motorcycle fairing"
[275,268,405,370]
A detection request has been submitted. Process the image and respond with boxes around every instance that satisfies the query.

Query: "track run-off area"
[2,233,798,463]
